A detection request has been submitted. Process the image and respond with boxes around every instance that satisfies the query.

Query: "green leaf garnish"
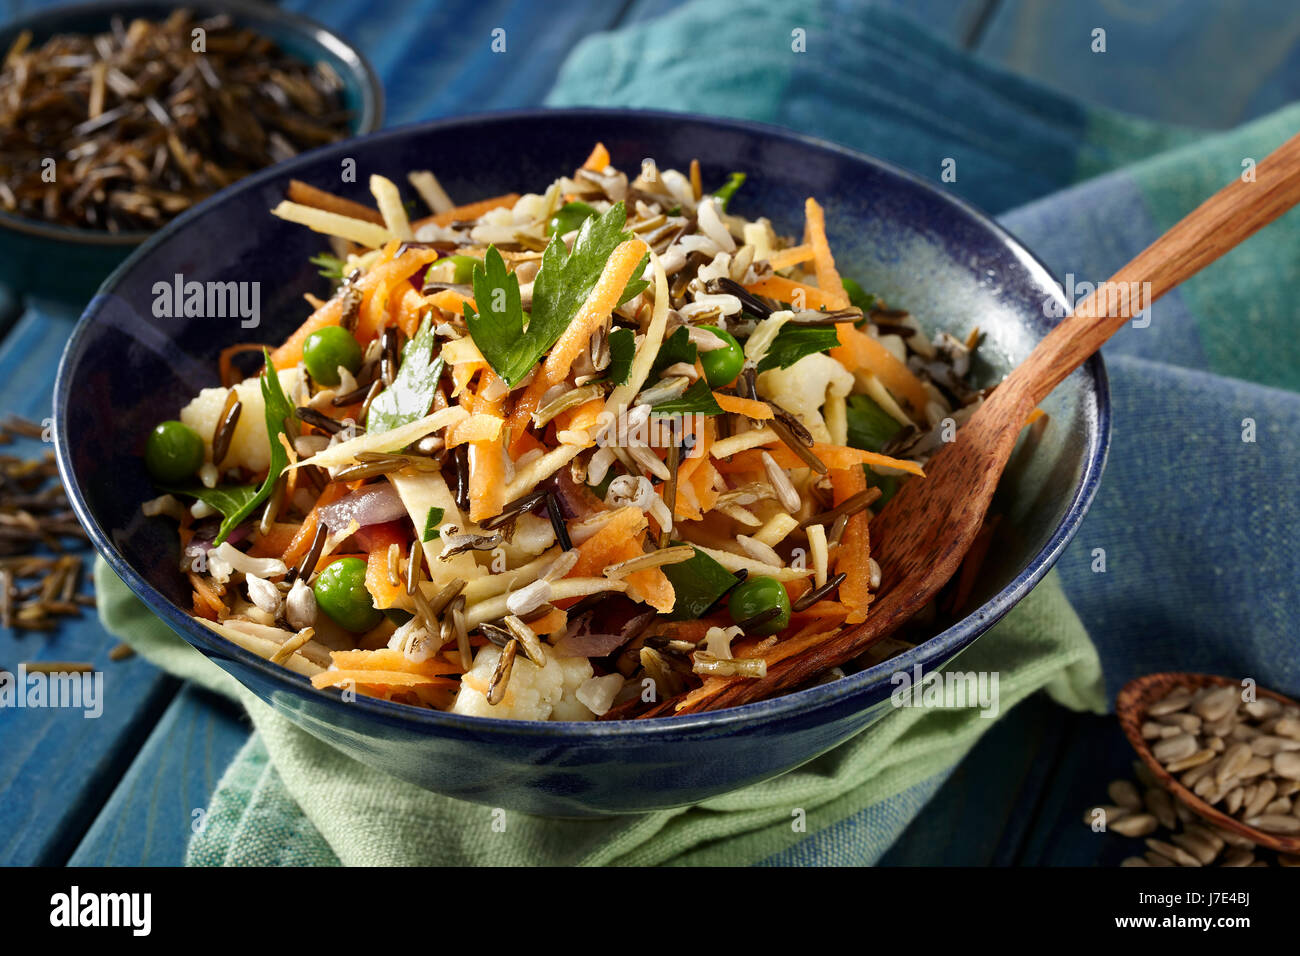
[422,506,445,542]
[618,252,650,305]
[309,252,347,279]
[163,483,260,525]
[845,394,903,452]
[713,172,746,211]
[467,202,639,387]
[607,327,635,386]
[661,544,739,620]
[214,351,296,544]
[650,326,697,378]
[367,313,444,434]
[648,379,723,416]
[756,324,841,373]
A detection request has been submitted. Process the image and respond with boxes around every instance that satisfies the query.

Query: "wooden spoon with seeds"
[1118,673,1300,855]
[664,130,1300,715]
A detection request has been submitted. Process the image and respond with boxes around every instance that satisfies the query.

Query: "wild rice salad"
[141,144,993,720]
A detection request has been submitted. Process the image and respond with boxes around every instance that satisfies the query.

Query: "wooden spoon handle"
[1004,130,1300,408]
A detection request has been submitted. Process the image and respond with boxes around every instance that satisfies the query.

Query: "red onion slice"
[318,483,407,532]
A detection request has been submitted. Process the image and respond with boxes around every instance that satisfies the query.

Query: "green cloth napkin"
[96,560,1102,866]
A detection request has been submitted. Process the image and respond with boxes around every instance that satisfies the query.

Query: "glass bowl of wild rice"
[0,0,382,305]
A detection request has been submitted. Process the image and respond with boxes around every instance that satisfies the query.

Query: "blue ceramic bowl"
[56,109,1108,816]
[0,0,382,305]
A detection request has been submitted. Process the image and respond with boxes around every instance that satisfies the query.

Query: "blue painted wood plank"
[68,685,249,866]
[0,308,183,865]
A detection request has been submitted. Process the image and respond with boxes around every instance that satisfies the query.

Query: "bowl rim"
[0,0,384,247]
[55,106,1110,740]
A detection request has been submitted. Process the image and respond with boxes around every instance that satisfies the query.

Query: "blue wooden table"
[2,0,1294,867]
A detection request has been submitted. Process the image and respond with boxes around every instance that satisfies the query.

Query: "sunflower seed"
[1144,851,1176,867]
[1220,848,1255,867]
[1144,788,1178,830]
[1194,686,1239,722]
[1273,752,1300,780]
[1253,734,1300,755]
[1110,813,1158,837]
[1224,786,1245,816]
[1120,856,1150,867]
[1275,717,1300,741]
[1149,688,1193,716]
[1153,733,1198,764]
[1170,830,1219,865]
[1166,748,1215,773]
[1108,780,1143,811]
[1243,780,1277,819]
[1216,742,1254,784]
[1244,814,1300,834]
[1145,838,1202,867]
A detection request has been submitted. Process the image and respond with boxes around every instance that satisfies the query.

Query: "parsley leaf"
[163,483,259,525]
[713,172,746,211]
[465,203,647,386]
[423,506,445,542]
[660,544,738,620]
[607,327,635,385]
[618,252,650,304]
[367,313,444,434]
[649,379,723,416]
[845,394,903,452]
[463,247,533,385]
[650,326,698,378]
[214,351,296,544]
[309,252,347,279]
[756,324,840,373]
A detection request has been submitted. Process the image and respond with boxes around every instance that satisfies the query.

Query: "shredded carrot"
[541,238,647,386]
[712,391,773,419]
[425,287,475,315]
[528,607,568,636]
[744,274,841,311]
[358,247,440,343]
[581,142,610,171]
[329,648,462,677]
[766,243,815,271]
[829,467,871,623]
[1025,407,1046,426]
[551,396,605,436]
[362,524,407,610]
[830,323,931,414]
[564,506,675,613]
[445,413,504,449]
[506,238,647,452]
[463,372,507,522]
[248,522,299,558]
[281,483,348,568]
[411,193,519,230]
[312,670,459,690]
[803,197,849,310]
[287,179,383,225]
[270,243,442,369]
[730,441,925,477]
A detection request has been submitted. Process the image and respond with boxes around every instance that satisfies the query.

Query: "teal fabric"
[94,0,1300,864]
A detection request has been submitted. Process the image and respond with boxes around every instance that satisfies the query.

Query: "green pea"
[696,326,744,387]
[547,201,596,236]
[302,325,363,386]
[727,575,791,635]
[445,254,481,285]
[144,420,205,483]
[313,557,382,633]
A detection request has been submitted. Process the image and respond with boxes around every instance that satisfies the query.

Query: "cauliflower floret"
[756,352,854,443]
[180,367,302,475]
[452,644,594,721]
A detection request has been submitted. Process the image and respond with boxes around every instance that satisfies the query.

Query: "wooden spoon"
[661,130,1300,715]
[1117,673,1300,854]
